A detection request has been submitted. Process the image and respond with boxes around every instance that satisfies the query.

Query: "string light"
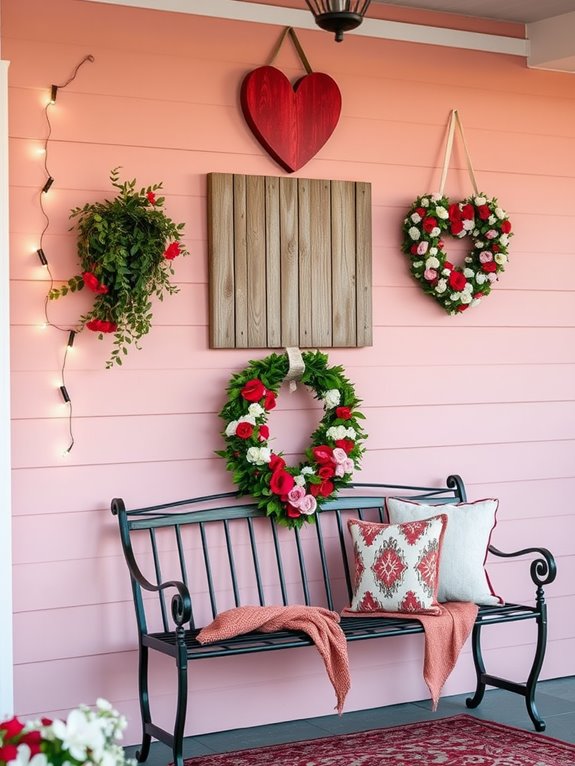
[38,53,94,455]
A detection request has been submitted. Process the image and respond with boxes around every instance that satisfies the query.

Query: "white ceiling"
[372,0,575,24]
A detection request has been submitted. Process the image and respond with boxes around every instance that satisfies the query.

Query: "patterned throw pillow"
[347,515,447,615]
[386,498,503,606]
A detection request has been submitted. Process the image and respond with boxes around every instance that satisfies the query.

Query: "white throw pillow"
[386,498,503,606]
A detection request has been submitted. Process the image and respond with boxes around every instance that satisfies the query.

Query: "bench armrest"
[488,544,557,589]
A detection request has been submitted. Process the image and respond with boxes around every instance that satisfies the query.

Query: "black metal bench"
[112,475,557,766]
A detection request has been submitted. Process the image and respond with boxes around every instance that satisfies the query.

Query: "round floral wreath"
[217,351,367,528]
[401,192,513,314]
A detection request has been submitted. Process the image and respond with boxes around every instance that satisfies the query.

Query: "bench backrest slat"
[270,520,289,606]
[247,517,266,606]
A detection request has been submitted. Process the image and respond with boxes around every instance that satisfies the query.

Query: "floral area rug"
[183,715,575,765]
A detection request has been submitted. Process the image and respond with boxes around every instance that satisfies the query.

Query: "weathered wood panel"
[208,173,373,349]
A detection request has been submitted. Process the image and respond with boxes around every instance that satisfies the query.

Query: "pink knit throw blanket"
[197,605,350,714]
[342,601,479,710]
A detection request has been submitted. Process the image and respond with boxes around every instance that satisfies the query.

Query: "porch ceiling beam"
[527,12,575,73]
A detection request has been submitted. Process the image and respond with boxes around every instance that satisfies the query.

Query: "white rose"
[246,447,271,465]
[495,207,505,219]
[464,256,473,263]
[294,475,306,487]
[487,273,498,282]
[462,219,474,231]
[225,420,239,437]
[476,273,487,285]
[301,466,314,475]
[488,215,496,225]
[471,298,482,306]
[327,425,347,441]
[450,292,461,301]
[463,282,473,292]
[345,427,357,439]
[408,226,421,241]
[323,389,341,408]
[463,268,475,278]
[430,226,441,237]
[248,403,265,418]
[412,260,423,268]
[495,253,507,265]
[410,212,422,223]
[473,229,479,236]
[475,242,484,249]
[435,205,448,219]
[239,414,256,425]
[431,193,441,202]
[420,197,430,207]
[500,233,509,246]
[429,247,438,255]
[435,279,447,294]
[460,291,472,304]
[442,268,451,276]
[475,196,486,206]
[425,256,440,269]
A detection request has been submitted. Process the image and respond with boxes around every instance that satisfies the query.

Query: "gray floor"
[124,676,575,763]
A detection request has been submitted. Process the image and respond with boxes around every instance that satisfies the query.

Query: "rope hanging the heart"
[240,27,342,173]
[401,109,513,314]
[217,350,366,529]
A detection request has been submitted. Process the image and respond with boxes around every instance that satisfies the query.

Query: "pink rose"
[479,251,493,263]
[485,230,498,240]
[298,494,318,515]
[416,241,429,256]
[335,458,354,478]
[287,485,306,506]
[332,447,348,464]
[424,268,438,282]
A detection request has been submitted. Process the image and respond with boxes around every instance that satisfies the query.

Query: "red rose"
[312,445,333,465]
[270,469,295,496]
[258,424,269,441]
[482,261,497,273]
[477,204,490,220]
[241,379,266,402]
[450,220,464,235]
[164,242,181,260]
[422,217,437,234]
[335,406,352,420]
[410,244,419,255]
[0,745,18,762]
[448,203,462,221]
[82,271,108,294]
[101,320,117,333]
[86,318,117,333]
[235,422,253,439]
[448,271,467,291]
[311,480,334,498]
[415,207,425,217]
[438,240,445,249]
[146,191,156,204]
[318,465,335,479]
[461,203,474,219]
[492,244,500,253]
[335,438,354,454]
[20,731,41,755]
[473,292,484,299]
[264,390,277,411]
[444,261,454,271]
[0,716,25,739]
[269,454,286,472]
[501,220,512,233]
[286,504,301,518]
[456,304,469,312]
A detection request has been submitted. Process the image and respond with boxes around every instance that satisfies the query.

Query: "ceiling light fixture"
[305,1,372,42]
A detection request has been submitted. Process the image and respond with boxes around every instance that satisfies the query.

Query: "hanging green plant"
[49,167,189,368]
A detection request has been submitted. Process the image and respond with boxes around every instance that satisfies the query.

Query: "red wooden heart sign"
[241,65,342,173]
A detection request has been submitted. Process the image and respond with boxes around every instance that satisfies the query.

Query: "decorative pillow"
[347,515,447,615]
[386,498,503,606]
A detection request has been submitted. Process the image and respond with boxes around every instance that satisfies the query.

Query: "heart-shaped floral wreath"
[401,193,513,314]
[217,351,366,528]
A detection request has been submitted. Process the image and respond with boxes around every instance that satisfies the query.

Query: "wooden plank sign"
[241,66,342,173]
[208,173,372,350]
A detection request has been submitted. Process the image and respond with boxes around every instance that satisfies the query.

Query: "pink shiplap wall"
[5,0,575,742]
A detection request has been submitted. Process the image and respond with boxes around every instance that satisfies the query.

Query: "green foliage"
[49,168,189,368]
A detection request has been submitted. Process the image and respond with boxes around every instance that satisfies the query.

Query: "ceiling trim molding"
[85,0,529,56]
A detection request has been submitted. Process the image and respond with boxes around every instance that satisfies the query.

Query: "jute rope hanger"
[438,109,479,196]
[268,26,313,74]
[285,347,305,392]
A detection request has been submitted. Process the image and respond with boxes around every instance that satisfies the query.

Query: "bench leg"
[465,623,486,709]
[173,630,189,766]
[466,607,549,732]
[136,642,152,763]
